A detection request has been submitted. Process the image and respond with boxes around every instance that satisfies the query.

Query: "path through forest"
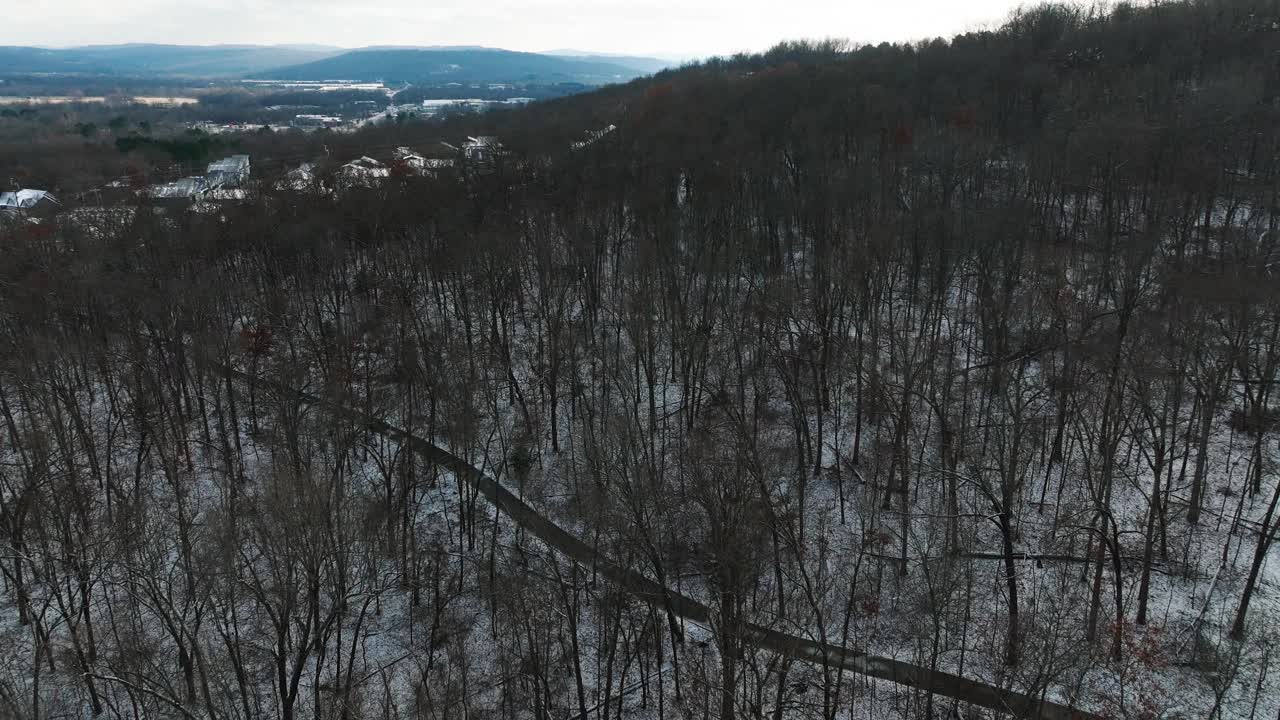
[224,366,1102,720]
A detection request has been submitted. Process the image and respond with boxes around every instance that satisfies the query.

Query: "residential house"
[206,155,251,187]
[279,163,320,192]
[0,189,59,214]
[205,188,248,202]
[339,156,390,187]
[463,136,501,165]
[394,146,428,173]
[147,176,211,200]
[393,146,460,176]
[144,154,252,202]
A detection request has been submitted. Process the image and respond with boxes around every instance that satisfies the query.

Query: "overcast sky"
[7,0,1032,58]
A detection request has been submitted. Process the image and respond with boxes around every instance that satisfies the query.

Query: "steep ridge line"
[225,367,1101,720]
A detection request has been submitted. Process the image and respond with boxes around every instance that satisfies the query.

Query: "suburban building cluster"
[2,135,513,222]
[2,122,636,222]
[3,123,636,221]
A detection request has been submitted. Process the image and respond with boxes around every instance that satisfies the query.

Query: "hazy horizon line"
[0,41,699,63]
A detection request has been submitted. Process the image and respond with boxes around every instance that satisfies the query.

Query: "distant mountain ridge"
[0,44,344,77]
[256,48,662,85]
[542,51,676,74]
[0,44,671,82]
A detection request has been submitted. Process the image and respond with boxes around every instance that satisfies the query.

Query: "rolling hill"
[255,48,657,85]
[0,45,670,86]
[542,50,677,74]
[0,44,344,77]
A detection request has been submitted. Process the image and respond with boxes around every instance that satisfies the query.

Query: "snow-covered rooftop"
[206,155,250,175]
[147,176,210,199]
[0,189,58,210]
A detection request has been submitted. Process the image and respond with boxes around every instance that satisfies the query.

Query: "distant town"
[0,46,657,215]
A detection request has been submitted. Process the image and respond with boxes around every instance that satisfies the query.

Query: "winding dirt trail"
[231,368,1101,720]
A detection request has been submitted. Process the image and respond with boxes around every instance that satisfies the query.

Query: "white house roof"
[283,163,316,188]
[345,156,385,169]
[147,176,210,199]
[0,189,59,209]
[340,157,390,184]
[205,188,248,202]
[207,155,251,175]
[394,146,427,163]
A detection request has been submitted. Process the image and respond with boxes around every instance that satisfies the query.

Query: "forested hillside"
[3,1,1280,718]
